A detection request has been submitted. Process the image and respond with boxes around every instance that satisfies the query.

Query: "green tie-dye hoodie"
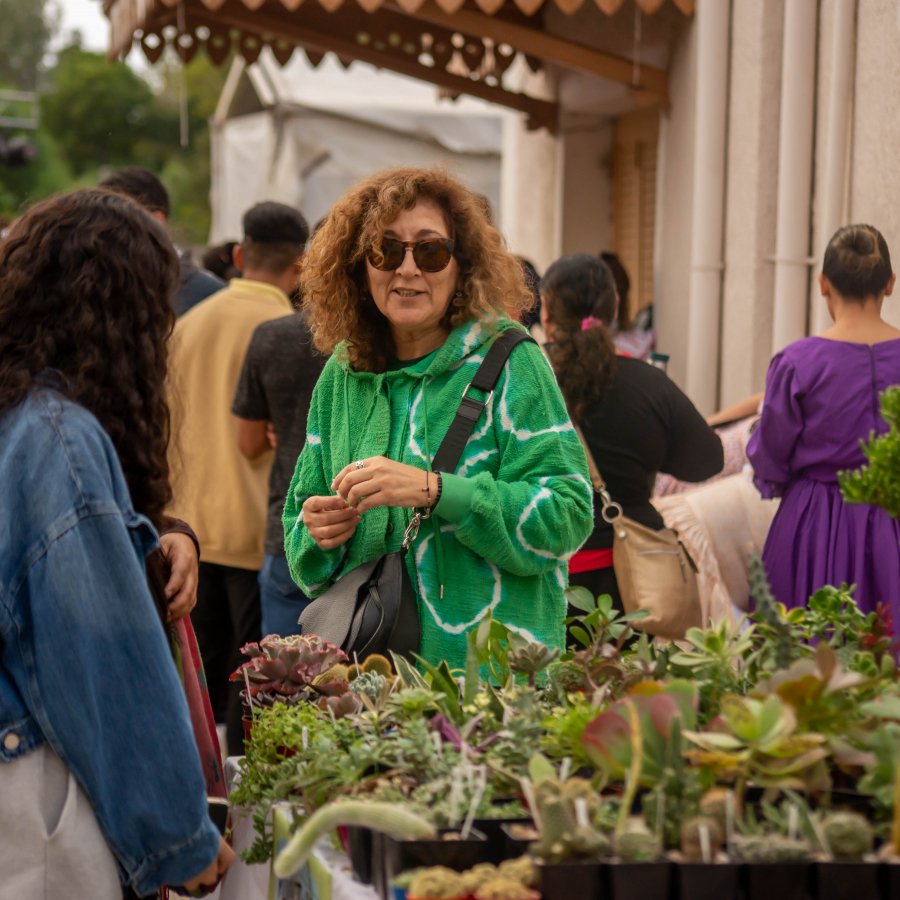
[283,319,593,669]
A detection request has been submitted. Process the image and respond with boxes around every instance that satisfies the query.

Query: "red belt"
[569,548,614,574]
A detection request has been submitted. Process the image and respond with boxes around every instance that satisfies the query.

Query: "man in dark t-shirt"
[232,313,325,636]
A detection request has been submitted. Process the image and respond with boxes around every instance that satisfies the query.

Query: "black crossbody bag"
[298,329,534,661]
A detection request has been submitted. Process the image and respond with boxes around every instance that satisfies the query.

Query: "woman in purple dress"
[748,224,900,617]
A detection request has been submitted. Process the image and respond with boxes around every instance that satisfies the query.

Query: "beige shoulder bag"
[574,425,702,640]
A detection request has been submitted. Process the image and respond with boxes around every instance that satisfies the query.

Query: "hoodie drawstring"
[418,376,446,600]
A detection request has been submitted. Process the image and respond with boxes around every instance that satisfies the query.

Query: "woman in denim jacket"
[0,191,234,898]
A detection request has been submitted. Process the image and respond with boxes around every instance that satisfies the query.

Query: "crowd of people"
[0,161,898,898]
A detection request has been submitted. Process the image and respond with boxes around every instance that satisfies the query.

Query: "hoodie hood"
[334,318,520,381]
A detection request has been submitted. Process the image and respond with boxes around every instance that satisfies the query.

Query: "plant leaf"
[565,585,596,613]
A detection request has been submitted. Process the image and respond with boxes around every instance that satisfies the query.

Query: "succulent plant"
[355,654,394,679]
[497,856,538,887]
[352,671,388,702]
[730,834,811,863]
[508,642,560,687]
[407,867,467,900]
[460,863,499,893]
[698,787,737,835]
[318,691,363,719]
[474,878,539,900]
[314,664,350,686]
[680,816,724,862]
[528,777,610,863]
[822,811,874,860]
[273,801,436,879]
[615,825,659,862]
[231,634,349,706]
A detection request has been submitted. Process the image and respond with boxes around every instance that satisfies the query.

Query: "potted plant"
[231,634,351,739]
[525,773,610,900]
[606,702,670,900]
[815,811,876,900]
[405,867,469,900]
[730,832,812,900]
[671,814,740,900]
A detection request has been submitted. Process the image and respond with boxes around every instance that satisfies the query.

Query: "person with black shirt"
[232,313,325,637]
[540,254,723,617]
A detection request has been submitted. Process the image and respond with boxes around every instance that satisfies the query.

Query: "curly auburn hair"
[301,166,533,372]
[0,189,179,529]
[541,254,619,422]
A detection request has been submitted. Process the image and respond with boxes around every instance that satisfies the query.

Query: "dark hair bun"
[847,229,876,258]
[822,224,892,300]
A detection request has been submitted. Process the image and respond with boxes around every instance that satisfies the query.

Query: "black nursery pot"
[383,827,490,881]
[500,822,539,861]
[607,860,671,900]
[345,825,375,885]
[815,861,879,900]
[880,861,900,900]
[675,862,740,900]
[474,817,534,864]
[538,859,604,900]
[743,862,811,900]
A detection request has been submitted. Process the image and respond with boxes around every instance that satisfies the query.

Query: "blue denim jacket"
[0,390,220,895]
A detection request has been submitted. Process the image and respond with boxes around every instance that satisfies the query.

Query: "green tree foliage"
[840,387,900,519]
[41,45,174,175]
[0,0,56,90]
[1,31,230,244]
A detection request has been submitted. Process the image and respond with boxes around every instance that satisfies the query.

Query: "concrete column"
[499,114,562,275]
[719,0,784,407]
[684,0,731,415]
[771,0,818,352]
[811,0,856,335]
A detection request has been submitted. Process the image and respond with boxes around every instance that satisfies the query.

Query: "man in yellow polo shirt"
[167,202,308,755]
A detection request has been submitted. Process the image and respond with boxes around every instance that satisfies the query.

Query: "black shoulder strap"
[430,329,535,475]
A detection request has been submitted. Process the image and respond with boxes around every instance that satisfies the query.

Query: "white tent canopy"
[209,51,508,243]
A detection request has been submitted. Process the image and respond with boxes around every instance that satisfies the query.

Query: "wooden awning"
[104,0,690,131]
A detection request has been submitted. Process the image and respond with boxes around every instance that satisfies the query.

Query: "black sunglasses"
[368,237,456,273]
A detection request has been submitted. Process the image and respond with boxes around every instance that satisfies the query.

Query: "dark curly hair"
[0,189,179,530]
[541,253,618,422]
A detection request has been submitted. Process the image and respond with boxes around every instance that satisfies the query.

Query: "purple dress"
[747,336,900,618]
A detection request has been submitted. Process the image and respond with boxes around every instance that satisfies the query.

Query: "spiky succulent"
[528,777,610,862]
[730,834,811,863]
[822,811,874,860]
[497,857,538,888]
[408,867,467,900]
[615,826,659,862]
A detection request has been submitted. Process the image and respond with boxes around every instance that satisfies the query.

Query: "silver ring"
[355,460,365,470]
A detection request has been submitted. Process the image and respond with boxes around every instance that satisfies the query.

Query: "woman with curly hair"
[539,254,723,619]
[284,167,593,667]
[0,190,233,898]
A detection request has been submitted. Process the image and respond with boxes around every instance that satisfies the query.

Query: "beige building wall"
[558,121,614,259]
[719,0,784,407]
[654,14,697,391]
[846,0,900,328]
[500,115,563,276]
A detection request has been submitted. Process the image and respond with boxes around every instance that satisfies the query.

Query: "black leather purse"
[298,329,534,661]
